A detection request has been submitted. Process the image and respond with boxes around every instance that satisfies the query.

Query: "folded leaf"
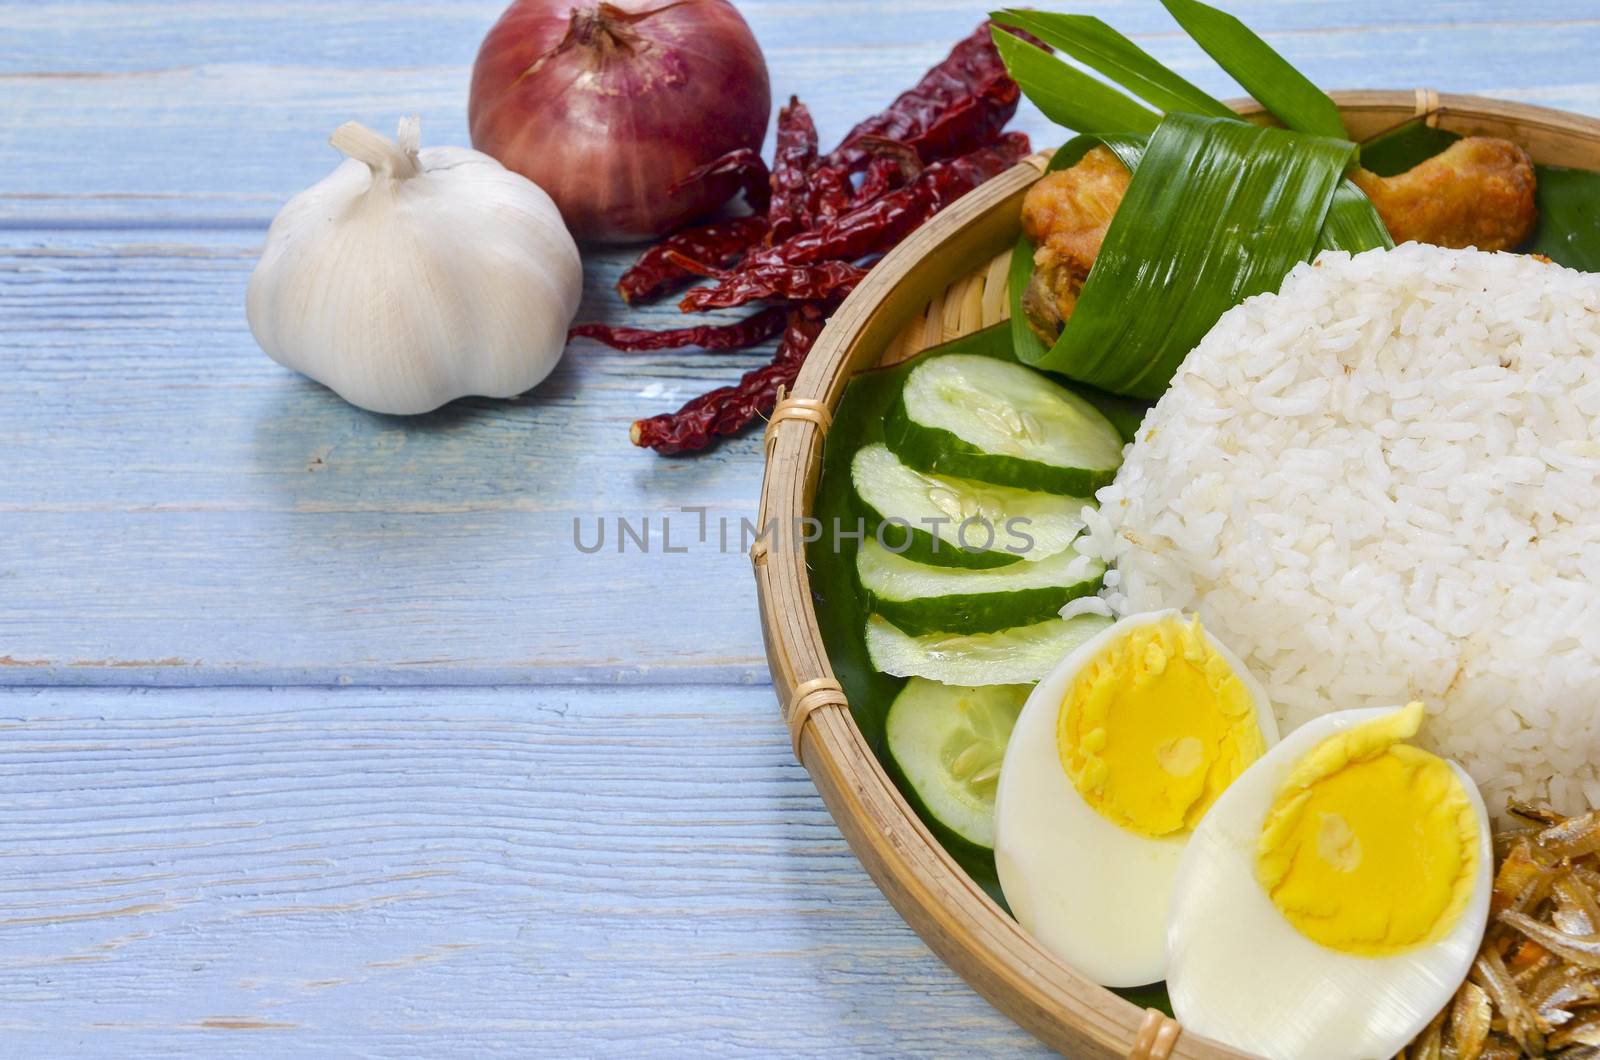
[1008,232,1046,367]
[1159,0,1346,140]
[1008,133,1148,366]
[992,9,1235,120]
[1318,180,1394,255]
[1019,114,1357,397]
[989,25,1161,137]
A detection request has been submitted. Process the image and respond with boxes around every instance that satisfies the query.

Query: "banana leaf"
[810,323,1143,751]
[1012,114,1360,396]
[1360,119,1600,273]
[1530,165,1600,273]
[1358,119,1460,176]
[808,323,1148,908]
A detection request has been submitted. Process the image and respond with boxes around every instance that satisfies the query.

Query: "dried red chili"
[630,304,829,454]
[854,135,924,181]
[570,305,789,351]
[791,133,1028,264]
[819,22,1023,173]
[803,166,855,228]
[765,97,819,245]
[672,147,772,215]
[893,74,1021,163]
[678,260,868,312]
[686,133,1030,306]
[852,155,905,205]
[804,136,921,226]
[615,24,1039,455]
[616,214,768,304]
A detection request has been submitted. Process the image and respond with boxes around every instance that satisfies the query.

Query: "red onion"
[469,0,771,244]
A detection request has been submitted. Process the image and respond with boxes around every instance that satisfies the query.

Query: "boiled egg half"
[993,609,1278,986]
[1167,702,1492,1060]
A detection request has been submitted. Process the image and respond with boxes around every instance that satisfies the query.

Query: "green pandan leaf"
[993,9,1234,120]
[990,26,1161,137]
[1318,179,1394,256]
[1018,114,1358,397]
[1159,0,1346,139]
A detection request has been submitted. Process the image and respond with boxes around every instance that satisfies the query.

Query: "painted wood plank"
[0,684,1045,1058]
[6,0,1597,75]
[1,230,787,685]
[2,2,1599,225]
[9,5,1600,685]
[2,3,1598,1057]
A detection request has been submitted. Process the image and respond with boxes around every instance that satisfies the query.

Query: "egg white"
[993,609,1279,988]
[1166,706,1493,1060]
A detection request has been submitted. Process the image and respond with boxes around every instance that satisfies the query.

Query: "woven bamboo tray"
[753,91,1600,1058]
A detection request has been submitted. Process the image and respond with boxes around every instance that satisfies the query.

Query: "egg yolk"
[1255,702,1480,956]
[1057,615,1266,837]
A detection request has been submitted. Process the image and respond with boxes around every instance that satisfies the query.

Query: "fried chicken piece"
[1349,136,1538,253]
[1019,136,1540,343]
[1019,146,1130,344]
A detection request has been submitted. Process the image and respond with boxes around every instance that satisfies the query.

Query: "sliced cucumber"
[886,679,1031,850]
[886,354,1124,496]
[865,612,1114,686]
[850,443,1088,568]
[858,539,1104,636]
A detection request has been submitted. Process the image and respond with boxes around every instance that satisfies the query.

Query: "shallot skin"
[469,0,771,244]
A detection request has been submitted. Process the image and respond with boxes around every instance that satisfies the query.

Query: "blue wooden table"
[2,1,1596,1055]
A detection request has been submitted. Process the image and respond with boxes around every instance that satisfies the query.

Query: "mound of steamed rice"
[1080,243,1600,814]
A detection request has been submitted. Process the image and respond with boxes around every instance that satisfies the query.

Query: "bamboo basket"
[753,92,1600,1058]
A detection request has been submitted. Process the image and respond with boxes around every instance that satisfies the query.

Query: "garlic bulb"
[247,117,582,415]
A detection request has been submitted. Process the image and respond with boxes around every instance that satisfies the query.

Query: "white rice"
[1081,243,1600,814]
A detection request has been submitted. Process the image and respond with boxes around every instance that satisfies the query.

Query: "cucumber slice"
[865,612,1114,686]
[858,539,1105,636]
[887,354,1125,495]
[886,679,1031,850]
[850,443,1088,568]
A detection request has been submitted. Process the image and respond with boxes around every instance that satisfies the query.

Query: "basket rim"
[753,90,1600,1059]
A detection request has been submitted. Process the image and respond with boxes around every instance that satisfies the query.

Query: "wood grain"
[3,0,1598,1055]
[0,685,1046,1057]
[0,232,774,685]
[3,2,1600,225]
